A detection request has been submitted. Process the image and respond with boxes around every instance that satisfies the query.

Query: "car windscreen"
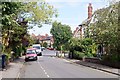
[33,46,40,49]
[26,50,36,54]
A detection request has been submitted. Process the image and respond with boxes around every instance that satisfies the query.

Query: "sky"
[28,0,110,36]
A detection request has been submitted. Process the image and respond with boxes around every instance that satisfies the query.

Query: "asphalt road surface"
[19,49,118,78]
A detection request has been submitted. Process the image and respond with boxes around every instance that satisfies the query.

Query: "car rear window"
[26,50,36,54]
[33,46,40,49]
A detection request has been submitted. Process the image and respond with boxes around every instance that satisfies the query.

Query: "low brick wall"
[84,57,120,68]
[83,57,101,64]
[101,61,120,69]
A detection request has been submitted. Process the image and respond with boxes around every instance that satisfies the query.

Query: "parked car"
[32,44,42,56]
[41,47,45,51]
[47,47,54,50]
[25,48,38,62]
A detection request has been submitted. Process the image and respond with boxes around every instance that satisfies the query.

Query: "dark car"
[47,47,54,50]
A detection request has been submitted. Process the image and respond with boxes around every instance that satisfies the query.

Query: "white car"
[32,44,42,56]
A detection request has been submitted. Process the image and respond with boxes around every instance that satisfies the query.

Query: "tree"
[2,2,25,54]
[20,2,58,28]
[50,21,72,50]
[1,2,58,58]
[43,42,47,48]
[89,2,120,62]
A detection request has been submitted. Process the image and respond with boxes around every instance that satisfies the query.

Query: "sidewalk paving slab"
[1,56,25,78]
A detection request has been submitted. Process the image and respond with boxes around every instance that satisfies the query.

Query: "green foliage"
[0,43,3,54]
[43,42,47,48]
[1,2,57,60]
[89,2,120,63]
[85,53,93,58]
[81,38,92,46]
[72,50,93,59]
[90,2,119,45]
[73,51,85,59]
[102,54,120,63]
[69,38,96,59]
[50,21,72,50]
[2,2,23,15]
[69,38,83,52]
[22,2,58,27]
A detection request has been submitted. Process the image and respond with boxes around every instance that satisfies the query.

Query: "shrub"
[78,52,86,59]
[43,42,47,48]
[86,52,93,58]
[93,54,97,57]
[102,54,120,63]
[73,51,85,59]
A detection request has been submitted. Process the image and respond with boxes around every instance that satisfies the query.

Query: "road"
[19,49,118,78]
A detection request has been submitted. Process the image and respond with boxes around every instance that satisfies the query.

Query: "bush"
[102,54,120,63]
[72,50,94,60]
[86,52,93,58]
[93,54,97,57]
[101,54,120,68]
[78,52,86,59]
[69,38,97,59]
[43,42,47,48]
[73,51,85,59]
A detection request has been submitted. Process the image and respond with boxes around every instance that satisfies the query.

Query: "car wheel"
[40,53,42,56]
[25,59,28,62]
[35,57,37,61]
[38,53,42,56]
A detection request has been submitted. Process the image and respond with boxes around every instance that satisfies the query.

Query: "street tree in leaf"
[50,21,72,50]
[20,2,58,28]
[1,2,58,58]
[89,2,120,62]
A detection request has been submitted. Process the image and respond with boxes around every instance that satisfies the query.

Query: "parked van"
[32,44,42,56]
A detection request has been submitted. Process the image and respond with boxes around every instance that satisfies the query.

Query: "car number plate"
[29,57,34,59]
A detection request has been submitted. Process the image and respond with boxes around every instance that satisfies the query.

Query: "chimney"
[45,34,48,37]
[88,3,93,19]
[76,27,79,30]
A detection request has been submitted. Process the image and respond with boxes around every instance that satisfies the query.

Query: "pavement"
[1,56,25,78]
[61,57,120,76]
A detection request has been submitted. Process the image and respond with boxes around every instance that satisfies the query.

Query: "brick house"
[73,3,93,39]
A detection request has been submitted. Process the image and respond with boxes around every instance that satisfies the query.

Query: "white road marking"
[41,66,44,70]
[47,75,50,78]
[37,58,50,78]
[43,70,46,72]
[45,72,47,74]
